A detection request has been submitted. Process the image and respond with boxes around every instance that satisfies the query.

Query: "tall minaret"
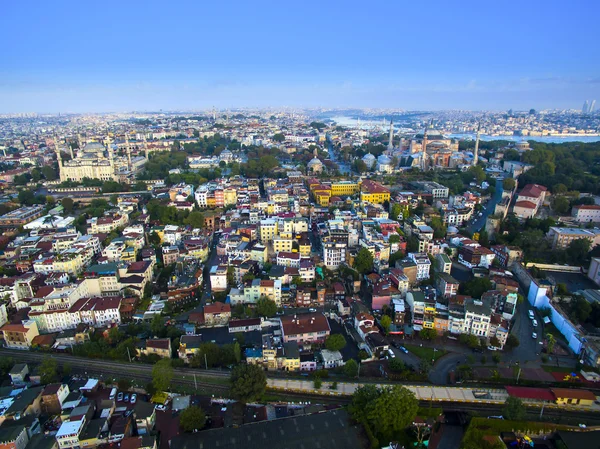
[125,134,132,170]
[422,126,429,170]
[106,136,115,176]
[387,120,394,150]
[54,137,64,182]
[473,121,481,166]
[143,135,149,160]
[68,137,74,160]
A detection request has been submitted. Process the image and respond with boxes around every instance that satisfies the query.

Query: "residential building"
[0,321,39,349]
[280,313,330,345]
[436,272,459,298]
[203,302,231,326]
[547,227,600,249]
[435,253,452,274]
[138,338,171,359]
[408,253,431,280]
[463,299,492,337]
[572,205,600,223]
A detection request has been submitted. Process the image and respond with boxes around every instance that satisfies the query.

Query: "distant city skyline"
[1,0,599,113]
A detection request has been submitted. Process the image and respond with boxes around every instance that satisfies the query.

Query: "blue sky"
[1,0,599,112]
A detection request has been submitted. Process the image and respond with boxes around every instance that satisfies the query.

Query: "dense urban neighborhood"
[1,109,600,448]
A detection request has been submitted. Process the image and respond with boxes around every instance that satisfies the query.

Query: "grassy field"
[404,344,447,361]
[541,365,577,373]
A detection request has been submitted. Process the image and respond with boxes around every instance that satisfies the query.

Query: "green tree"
[502,396,526,421]
[150,314,163,337]
[469,165,486,184]
[41,165,57,180]
[313,377,322,389]
[39,357,58,384]
[184,211,205,229]
[502,178,516,191]
[380,315,392,334]
[390,203,402,221]
[567,238,591,265]
[572,295,592,323]
[489,336,501,348]
[505,334,520,350]
[551,196,570,214]
[388,358,405,373]
[353,159,368,174]
[272,133,285,143]
[459,277,493,298]
[419,328,437,340]
[343,359,359,378]
[148,231,161,246]
[546,333,556,354]
[350,385,418,442]
[358,350,369,361]
[118,378,132,391]
[325,334,347,351]
[256,296,277,317]
[152,359,173,392]
[353,247,374,274]
[179,405,207,432]
[310,121,327,131]
[556,283,569,296]
[230,364,267,403]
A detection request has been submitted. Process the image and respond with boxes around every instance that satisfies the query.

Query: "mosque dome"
[377,154,392,164]
[363,153,376,162]
[307,156,323,171]
[83,142,105,152]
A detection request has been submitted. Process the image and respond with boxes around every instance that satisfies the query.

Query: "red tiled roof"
[146,338,171,350]
[505,386,556,401]
[204,302,231,315]
[551,388,596,401]
[280,313,330,336]
[514,200,537,209]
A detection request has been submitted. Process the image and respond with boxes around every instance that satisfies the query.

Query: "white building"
[572,205,600,223]
[323,242,346,269]
[463,299,491,337]
[409,252,431,280]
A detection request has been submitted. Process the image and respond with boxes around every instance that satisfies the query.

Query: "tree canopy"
[325,334,347,351]
[179,405,207,432]
[230,364,267,403]
[502,396,526,421]
[256,296,277,317]
[349,385,419,442]
[353,247,374,274]
[152,359,173,392]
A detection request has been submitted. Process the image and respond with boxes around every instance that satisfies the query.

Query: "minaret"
[69,137,74,160]
[54,137,64,182]
[422,126,429,170]
[473,121,481,166]
[143,135,149,160]
[387,120,394,150]
[125,134,132,170]
[106,136,115,178]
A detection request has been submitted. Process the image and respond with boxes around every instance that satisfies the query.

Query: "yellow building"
[360,180,391,204]
[273,237,294,254]
[223,188,237,206]
[56,139,118,183]
[279,342,300,372]
[53,252,85,275]
[331,180,360,196]
[259,219,277,243]
[121,246,137,263]
[551,388,596,406]
[150,226,165,243]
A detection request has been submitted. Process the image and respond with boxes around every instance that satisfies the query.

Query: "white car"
[308,308,317,312]
[532,320,538,327]
[155,405,167,411]
[532,332,537,339]
[487,346,499,351]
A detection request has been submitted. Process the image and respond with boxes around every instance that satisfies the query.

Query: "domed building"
[56,137,118,183]
[515,141,530,151]
[362,152,376,170]
[307,148,324,174]
[376,154,393,173]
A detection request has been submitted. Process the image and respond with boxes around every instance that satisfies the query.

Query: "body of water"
[329,115,600,143]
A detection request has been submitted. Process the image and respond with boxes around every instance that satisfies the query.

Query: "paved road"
[467,178,504,233]
[429,353,467,385]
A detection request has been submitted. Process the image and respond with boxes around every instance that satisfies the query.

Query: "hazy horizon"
[2,0,599,114]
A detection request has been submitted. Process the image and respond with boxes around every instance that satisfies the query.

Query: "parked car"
[487,346,498,351]
[528,310,534,320]
[387,349,396,358]
[130,394,137,404]
[117,392,123,402]
[124,394,130,402]
[532,332,537,339]
[398,346,409,354]
[308,308,317,312]
[532,319,538,327]
[155,405,167,411]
